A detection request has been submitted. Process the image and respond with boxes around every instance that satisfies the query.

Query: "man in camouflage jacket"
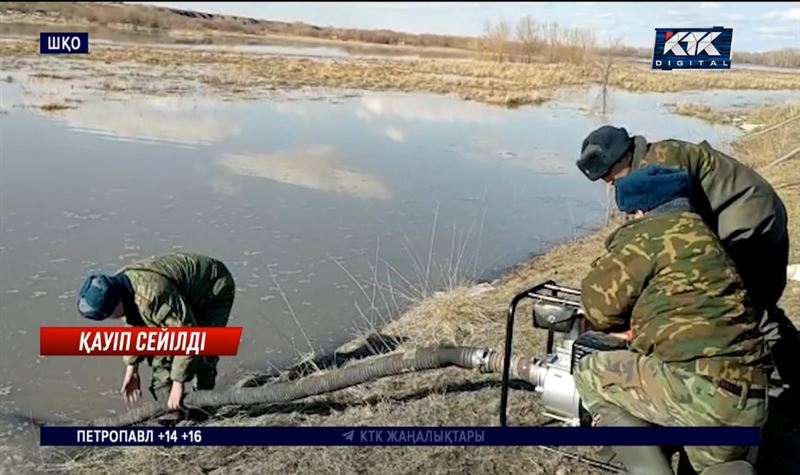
[574,166,769,474]
[576,125,797,392]
[78,253,236,410]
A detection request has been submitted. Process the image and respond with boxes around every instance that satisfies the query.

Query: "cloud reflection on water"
[217,146,393,200]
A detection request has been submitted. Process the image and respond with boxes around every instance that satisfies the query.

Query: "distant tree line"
[736,49,800,69]
[479,16,598,64]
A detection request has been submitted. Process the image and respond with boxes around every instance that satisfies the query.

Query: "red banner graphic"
[40,327,243,356]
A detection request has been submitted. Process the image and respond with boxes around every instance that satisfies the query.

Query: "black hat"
[576,126,633,181]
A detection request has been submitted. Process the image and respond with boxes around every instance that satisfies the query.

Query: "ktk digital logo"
[652,27,732,70]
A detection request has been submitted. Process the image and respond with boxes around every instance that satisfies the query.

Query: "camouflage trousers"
[574,350,767,473]
[150,280,235,396]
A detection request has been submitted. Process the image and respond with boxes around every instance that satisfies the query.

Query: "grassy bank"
[2,38,800,109]
[29,101,800,474]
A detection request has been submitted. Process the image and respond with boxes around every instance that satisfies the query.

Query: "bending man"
[574,166,769,475]
[77,253,236,410]
[576,125,796,392]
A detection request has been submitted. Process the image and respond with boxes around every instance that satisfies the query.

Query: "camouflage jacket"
[119,253,233,382]
[630,136,787,246]
[581,208,769,385]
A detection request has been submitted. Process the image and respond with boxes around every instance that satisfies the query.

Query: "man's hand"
[609,328,636,341]
[167,381,184,410]
[121,365,141,403]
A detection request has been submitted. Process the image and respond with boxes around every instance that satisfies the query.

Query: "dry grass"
[674,103,738,125]
[734,105,800,265]
[2,38,800,109]
[38,101,72,111]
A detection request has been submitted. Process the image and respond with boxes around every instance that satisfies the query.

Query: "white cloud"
[785,7,800,20]
[219,147,393,200]
[699,2,722,9]
[724,13,745,21]
[761,33,798,41]
[595,12,613,19]
[383,127,407,142]
[357,95,505,125]
[757,25,794,34]
[666,9,688,17]
[42,99,240,146]
[369,2,443,10]
[764,8,800,20]
[272,101,310,117]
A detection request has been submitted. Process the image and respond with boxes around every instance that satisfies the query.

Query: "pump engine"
[498,280,627,427]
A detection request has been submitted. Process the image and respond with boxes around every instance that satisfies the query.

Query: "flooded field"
[0,67,796,437]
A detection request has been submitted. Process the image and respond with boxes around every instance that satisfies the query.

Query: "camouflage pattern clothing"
[119,253,236,394]
[575,205,770,472]
[629,136,789,310]
[575,350,765,472]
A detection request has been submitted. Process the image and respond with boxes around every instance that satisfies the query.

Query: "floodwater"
[0,70,797,444]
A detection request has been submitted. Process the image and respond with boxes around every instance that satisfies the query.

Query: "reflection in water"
[218,147,393,200]
[357,95,507,124]
[44,99,241,146]
[383,127,407,142]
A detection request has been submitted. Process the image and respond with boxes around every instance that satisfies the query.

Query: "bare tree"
[596,35,624,116]
[482,20,513,61]
[516,15,540,63]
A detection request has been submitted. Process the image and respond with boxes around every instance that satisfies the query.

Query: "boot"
[593,404,674,475]
[699,461,755,475]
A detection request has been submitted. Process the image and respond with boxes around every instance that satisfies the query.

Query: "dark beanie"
[77,273,125,320]
[577,125,633,181]
[615,166,691,213]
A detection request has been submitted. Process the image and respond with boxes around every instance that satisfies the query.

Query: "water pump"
[498,280,627,427]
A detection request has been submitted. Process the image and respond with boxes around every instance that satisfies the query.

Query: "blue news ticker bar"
[41,426,761,447]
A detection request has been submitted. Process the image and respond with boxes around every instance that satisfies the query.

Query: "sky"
[138,2,800,52]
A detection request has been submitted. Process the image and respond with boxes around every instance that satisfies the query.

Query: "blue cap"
[77,273,123,320]
[615,166,691,213]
